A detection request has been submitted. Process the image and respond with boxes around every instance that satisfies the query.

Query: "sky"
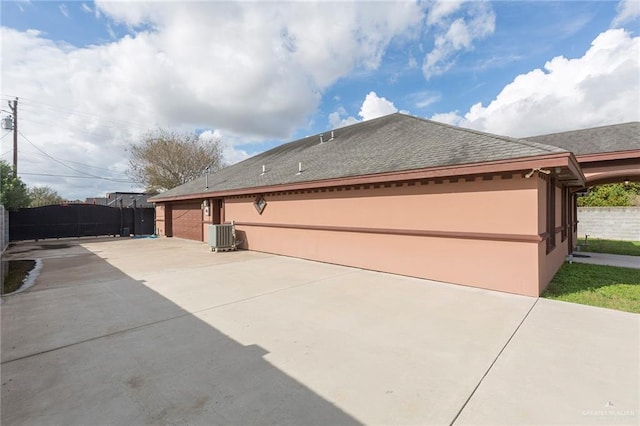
[1,0,639,200]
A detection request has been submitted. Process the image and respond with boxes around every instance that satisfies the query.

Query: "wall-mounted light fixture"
[624,177,630,185]
[524,168,552,179]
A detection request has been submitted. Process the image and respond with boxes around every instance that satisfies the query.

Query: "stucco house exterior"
[149,114,639,297]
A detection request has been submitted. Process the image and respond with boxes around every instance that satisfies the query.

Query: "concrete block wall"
[577,207,640,241]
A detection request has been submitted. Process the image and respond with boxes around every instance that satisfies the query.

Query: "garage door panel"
[171,203,202,241]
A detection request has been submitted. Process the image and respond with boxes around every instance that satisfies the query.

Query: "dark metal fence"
[9,204,155,241]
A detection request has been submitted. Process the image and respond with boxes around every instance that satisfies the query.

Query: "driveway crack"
[449,297,540,426]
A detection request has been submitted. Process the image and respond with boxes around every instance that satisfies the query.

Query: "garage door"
[171,202,202,241]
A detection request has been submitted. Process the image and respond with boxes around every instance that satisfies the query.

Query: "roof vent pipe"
[320,134,324,144]
[296,162,303,175]
[330,130,335,140]
[261,165,266,175]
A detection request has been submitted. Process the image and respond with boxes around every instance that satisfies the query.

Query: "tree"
[0,160,30,211]
[128,129,224,193]
[577,183,640,207]
[28,186,65,207]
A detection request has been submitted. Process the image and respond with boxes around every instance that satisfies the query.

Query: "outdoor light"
[624,178,630,185]
[524,168,552,178]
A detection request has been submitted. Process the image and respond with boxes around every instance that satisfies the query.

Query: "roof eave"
[575,149,640,163]
[150,152,580,203]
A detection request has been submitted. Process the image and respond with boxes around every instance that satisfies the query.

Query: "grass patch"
[1,260,36,295]
[579,238,640,256]
[543,262,640,313]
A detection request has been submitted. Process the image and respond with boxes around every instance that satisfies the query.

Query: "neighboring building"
[106,192,154,208]
[85,197,108,205]
[149,114,640,297]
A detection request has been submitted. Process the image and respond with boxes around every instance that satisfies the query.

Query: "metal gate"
[9,204,155,241]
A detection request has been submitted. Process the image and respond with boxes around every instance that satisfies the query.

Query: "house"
[85,197,108,205]
[149,114,640,297]
[106,192,154,208]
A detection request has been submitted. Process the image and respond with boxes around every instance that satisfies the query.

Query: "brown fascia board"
[576,149,640,163]
[151,152,581,202]
[566,153,587,186]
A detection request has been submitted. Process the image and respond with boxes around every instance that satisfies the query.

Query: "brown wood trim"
[234,221,545,243]
[554,226,564,234]
[577,149,640,163]
[150,152,577,203]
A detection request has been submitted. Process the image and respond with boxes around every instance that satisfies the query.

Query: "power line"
[17,149,130,177]
[19,115,125,142]
[18,130,134,183]
[20,172,137,183]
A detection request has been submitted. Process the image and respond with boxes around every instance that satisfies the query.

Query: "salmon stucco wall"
[225,175,545,296]
[537,177,570,294]
[155,205,167,236]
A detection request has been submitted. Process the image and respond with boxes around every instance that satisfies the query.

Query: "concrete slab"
[194,269,536,425]
[2,238,639,425]
[571,251,640,269]
[455,298,640,425]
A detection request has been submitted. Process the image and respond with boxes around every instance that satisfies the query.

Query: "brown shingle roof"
[525,122,640,156]
[150,113,567,200]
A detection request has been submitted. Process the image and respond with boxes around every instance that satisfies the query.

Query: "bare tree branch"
[128,129,224,193]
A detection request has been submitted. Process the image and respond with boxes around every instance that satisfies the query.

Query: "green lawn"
[543,263,640,313]
[579,238,640,256]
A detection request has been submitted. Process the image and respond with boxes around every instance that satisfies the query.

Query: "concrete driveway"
[1,237,638,425]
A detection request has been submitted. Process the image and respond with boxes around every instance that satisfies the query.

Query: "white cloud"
[329,92,399,129]
[430,111,463,126]
[328,107,360,129]
[612,0,640,27]
[422,1,495,79]
[2,2,425,199]
[359,91,398,120]
[431,29,640,137]
[426,0,464,26]
[59,4,69,18]
[408,90,441,109]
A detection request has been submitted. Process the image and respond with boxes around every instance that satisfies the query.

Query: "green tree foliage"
[128,129,224,193]
[578,183,640,207]
[0,160,31,211]
[28,186,65,207]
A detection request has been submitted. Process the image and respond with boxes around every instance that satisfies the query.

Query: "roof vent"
[260,164,266,176]
[296,162,303,175]
[319,134,324,144]
[329,130,335,141]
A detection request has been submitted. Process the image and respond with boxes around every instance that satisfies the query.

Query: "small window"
[561,187,567,242]
[546,178,556,253]
[254,195,267,214]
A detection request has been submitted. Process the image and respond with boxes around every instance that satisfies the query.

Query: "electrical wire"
[18,117,128,144]
[20,172,137,183]
[18,130,134,183]
[17,150,130,176]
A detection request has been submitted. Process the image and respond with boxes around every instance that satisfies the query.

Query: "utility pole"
[8,98,18,175]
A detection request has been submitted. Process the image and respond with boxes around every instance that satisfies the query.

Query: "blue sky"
[1,1,639,199]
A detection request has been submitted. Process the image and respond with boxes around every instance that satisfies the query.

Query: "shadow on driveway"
[1,241,360,425]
